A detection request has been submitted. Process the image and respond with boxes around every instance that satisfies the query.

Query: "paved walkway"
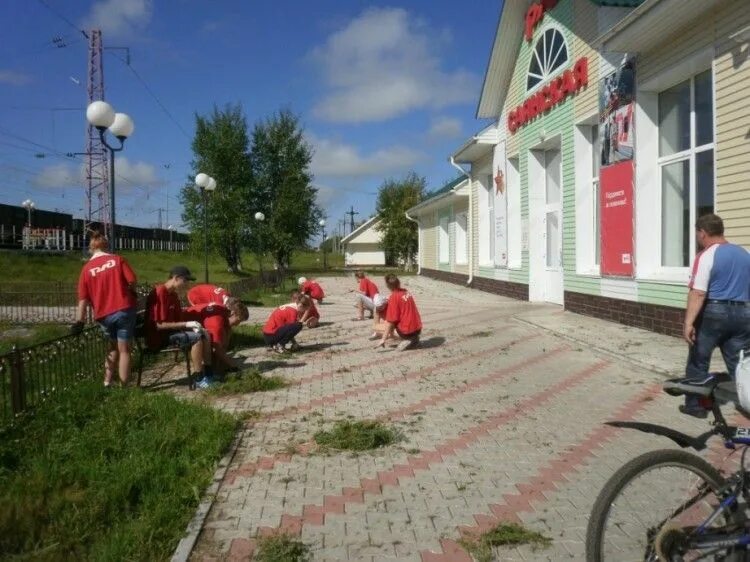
[183,275,734,561]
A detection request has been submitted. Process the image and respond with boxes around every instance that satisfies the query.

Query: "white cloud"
[308,134,424,178]
[310,8,478,123]
[32,157,164,192]
[81,0,153,38]
[0,70,32,86]
[427,116,462,140]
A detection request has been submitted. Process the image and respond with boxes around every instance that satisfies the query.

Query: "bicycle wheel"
[586,449,745,562]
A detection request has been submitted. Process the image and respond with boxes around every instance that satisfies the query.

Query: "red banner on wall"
[600,161,634,277]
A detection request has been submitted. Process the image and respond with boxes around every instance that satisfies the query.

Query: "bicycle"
[586,373,750,561]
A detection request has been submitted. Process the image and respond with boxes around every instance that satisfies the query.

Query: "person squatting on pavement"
[368,293,390,340]
[374,274,422,351]
[682,213,750,417]
[145,266,215,389]
[351,270,379,321]
[263,293,312,353]
[184,299,249,375]
[187,283,232,307]
[74,231,138,387]
[298,276,325,303]
[292,290,320,328]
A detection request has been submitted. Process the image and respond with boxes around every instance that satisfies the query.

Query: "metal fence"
[0,327,108,426]
[0,282,80,323]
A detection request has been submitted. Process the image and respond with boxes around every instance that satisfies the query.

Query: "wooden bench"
[134,311,194,390]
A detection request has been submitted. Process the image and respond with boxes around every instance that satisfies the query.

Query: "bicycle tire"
[586,448,744,562]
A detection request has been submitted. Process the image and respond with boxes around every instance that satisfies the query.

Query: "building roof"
[406,177,470,216]
[340,216,381,245]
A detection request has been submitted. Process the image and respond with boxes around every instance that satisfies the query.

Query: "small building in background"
[341,217,386,267]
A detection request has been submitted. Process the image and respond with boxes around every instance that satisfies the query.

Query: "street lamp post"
[319,218,327,271]
[86,101,135,250]
[22,199,35,227]
[167,224,174,247]
[195,173,217,283]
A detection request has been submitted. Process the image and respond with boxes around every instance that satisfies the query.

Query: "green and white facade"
[408,0,750,337]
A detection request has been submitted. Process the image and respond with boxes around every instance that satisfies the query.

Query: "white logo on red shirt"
[89,259,116,277]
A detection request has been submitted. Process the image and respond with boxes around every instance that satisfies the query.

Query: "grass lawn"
[0,323,69,355]
[0,249,347,286]
[0,382,237,561]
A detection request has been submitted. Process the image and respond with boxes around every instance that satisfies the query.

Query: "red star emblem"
[494,167,505,195]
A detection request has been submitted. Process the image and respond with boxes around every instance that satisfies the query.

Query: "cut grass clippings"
[0,382,237,561]
[255,533,311,562]
[314,420,401,452]
[459,522,552,562]
[207,369,287,396]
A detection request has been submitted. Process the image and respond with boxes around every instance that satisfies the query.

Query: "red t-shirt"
[301,280,325,300]
[187,284,230,306]
[385,288,422,336]
[184,303,230,347]
[145,284,183,349]
[263,304,299,334]
[77,252,137,320]
[359,277,379,299]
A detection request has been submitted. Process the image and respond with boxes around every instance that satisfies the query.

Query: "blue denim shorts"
[167,330,203,349]
[98,307,137,342]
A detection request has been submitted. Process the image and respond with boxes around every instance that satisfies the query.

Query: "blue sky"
[0,0,498,233]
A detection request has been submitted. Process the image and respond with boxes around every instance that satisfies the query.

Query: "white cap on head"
[373,293,387,309]
[298,277,307,285]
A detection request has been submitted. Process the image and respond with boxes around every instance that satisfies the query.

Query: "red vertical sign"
[600,161,634,276]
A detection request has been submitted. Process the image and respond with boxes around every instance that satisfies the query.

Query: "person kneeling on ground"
[187,283,232,307]
[298,276,325,303]
[263,294,312,353]
[184,299,249,375]
[351,270,378,320]
[145,266,215,389]
[73,231,138,387]
[375,274,422,351]
[296,290,321,328]
[368,293,390,340]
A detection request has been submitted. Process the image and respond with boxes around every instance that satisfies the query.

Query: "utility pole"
[346,206,359,235]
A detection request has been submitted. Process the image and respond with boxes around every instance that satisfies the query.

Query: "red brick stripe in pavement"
[420,384,663,561]
[223,339,562,486]
[262,333,537,420]
[224,358,609,559]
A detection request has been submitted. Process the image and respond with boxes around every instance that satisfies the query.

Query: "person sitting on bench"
[184,299,249,375]
[145,266,214,389]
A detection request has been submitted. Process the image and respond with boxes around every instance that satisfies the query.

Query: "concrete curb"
[512,315,682,378]
[171,427,245,562]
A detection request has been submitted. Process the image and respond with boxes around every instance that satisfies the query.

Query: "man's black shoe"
[679,405,709,419]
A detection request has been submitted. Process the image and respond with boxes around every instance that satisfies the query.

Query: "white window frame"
[526,24,569,93]
[635,51,715,283]
[455,211,468,265]
[574,120,601,276]
[657,71,714,269]
[506,156,522,270]
[438,213,450,265]
[475,163,495,268]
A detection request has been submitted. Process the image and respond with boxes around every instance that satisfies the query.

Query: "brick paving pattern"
[183,275,730,561]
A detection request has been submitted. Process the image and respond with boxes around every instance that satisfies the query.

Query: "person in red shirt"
[351,270,379,320]
[375,274,422,351]
[187,283,232,307]
[298,277,325,302]
[263,294,311,353]
[183,299,249,374]
[293,290,320,328]
[367,293,390,340]
[74,231,138,387]
[145,266,214,388]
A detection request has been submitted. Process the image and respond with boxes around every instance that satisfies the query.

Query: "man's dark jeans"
[685,301,750,408]
[263,322,303,347]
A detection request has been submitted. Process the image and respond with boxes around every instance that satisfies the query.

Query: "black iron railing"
[0,328,108,426]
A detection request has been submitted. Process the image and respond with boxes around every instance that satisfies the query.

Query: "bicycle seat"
[663,373,733,398]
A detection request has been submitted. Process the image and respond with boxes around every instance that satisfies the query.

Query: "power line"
[35,0,88,39]
[107,52,191,139]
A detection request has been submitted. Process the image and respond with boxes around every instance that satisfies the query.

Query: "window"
[487,174,495,263]
[455,212,468,265]
[438,214,450,264]
[659,69,714,267]
[591,126,601,266]
[527,28,569,91]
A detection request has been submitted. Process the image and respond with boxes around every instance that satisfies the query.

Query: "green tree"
[375,172,426,268]
[248,110,322,275]
[180,104,253,272]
